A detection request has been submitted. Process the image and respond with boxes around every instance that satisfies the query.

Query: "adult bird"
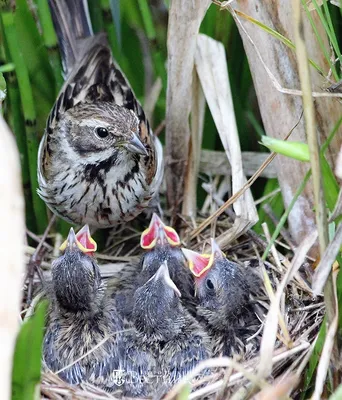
[38,0,163,228]
[182,239,264,358]
[43,227,125,391]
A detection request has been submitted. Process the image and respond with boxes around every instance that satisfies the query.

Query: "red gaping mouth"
[140,213,181,249]
[59,225,97,255]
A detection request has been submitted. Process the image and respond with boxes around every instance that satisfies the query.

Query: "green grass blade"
[262,170,312,260]
[88,0,105,32]
[12,301,48,400]
[109,0,121,50]
[311,0,342,75]
[1,5,48,233]
[235,9,324,76]
[34,0,64,93]
[302,0,339,80]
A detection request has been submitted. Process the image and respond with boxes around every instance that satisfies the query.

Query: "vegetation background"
[0,0,342,399]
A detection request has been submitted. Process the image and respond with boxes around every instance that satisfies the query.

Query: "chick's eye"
[95,127,109,138]
[205,278,215,291]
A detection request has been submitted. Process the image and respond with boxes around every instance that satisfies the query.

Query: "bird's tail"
[48,0,93,76]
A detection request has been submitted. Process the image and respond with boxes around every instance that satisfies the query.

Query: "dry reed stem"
[165,0,210,215]
[182,69,205,217]
[0,115,26,399]
[195,34,258,239]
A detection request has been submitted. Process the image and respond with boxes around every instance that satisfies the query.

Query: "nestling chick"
[43,227,124,391]
[128,261,211,396]
[38,0,163,228]
[139,214,194,301]
[182,239,263,357]
[113,214,195,318]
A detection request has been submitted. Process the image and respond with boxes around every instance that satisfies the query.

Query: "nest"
[25,210,323,400]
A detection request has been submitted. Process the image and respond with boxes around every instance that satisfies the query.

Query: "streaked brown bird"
[128,261,211,396]
[38,0,163,228]
[43,227,125,391]
[182,239,263,358]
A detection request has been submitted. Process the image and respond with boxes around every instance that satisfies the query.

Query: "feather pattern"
[38,0,163,228]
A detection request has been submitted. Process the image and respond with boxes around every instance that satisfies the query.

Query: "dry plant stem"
[200,150,277,178]
[0,115,25,400]
[182,69,205,217]
[258,230,317,379]
[189,152,276,240]
[190,111,303,240]
[292,0,336,361]
[195,34,258,244]
[165,0,210,216]
[313,223,342,294]
[227,1,342,248]
[312,272,339,400]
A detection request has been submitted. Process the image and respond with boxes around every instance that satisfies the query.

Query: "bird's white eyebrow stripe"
[78,120,110,128]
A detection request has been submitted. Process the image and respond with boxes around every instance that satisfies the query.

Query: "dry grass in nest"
[24,208,323,400]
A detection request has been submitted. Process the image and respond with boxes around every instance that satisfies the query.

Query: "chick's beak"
[125,133,148,156]
[59,228,80,252]
[141,213,160,249]
[210,238,225,260]
[75,225,97,255]
[181,248,213,278]
[59,225,97,254]
[153,261,181,297]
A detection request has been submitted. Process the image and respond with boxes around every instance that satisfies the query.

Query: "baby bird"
[182,239,263,358]
[139,214,194,299]
[128,261,211,396]
[112,214,195,318]
[38,0,163,228]
[43,227,124,391]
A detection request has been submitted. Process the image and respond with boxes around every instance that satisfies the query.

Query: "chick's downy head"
[132,261,184,339]
[182,239,251,329]
[52,227,102,312]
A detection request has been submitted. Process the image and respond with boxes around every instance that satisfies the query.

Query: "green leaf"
[261,135,310,162]
[329,383,342,400]
[12,301,48,400]
[176,383,191,400]
[301,318,327,399]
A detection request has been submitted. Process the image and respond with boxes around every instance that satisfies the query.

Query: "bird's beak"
[75,225,97,255]
[153,261,181,297]
[59,225,97,254]
[140,213,180,249]
[59,228,81,252]
[124,133,148,156]
[181,248,213,278]
[210,238,225,260]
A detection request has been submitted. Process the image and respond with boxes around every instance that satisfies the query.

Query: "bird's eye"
[95,127,109,138]
[205,278,215,291]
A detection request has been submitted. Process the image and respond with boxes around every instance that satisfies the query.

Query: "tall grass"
[1,1,342,397]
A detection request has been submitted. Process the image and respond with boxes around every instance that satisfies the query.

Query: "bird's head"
[182,239,250,329]
[60,102,148,162]
[52,227,103,312]
[132,261,183,339]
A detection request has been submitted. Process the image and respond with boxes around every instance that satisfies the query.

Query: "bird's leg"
[25,215,56,304]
